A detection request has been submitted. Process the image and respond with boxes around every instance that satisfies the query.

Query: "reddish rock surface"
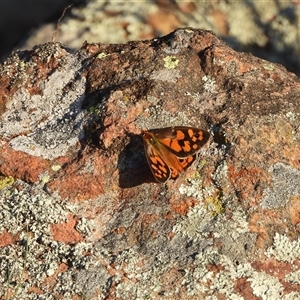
[0,28,300,299]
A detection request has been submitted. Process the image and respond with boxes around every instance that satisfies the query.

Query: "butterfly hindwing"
[144,138,171,182]
[169,155,196,179]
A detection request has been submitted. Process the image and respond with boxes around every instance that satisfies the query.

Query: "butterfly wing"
[149,126,210,158]
[143,132,171,182]
[142,126,210,183]
[169,155,196,179]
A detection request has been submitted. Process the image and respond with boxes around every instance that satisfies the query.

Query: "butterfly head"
[142,130,157,146]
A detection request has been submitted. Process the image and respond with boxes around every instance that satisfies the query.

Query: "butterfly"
[142,126,210,183]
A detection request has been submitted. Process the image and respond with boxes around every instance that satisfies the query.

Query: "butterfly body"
[142,126,210,183]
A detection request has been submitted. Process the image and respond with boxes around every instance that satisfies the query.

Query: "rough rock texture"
[18,0,300,77]
[1,28,300,299]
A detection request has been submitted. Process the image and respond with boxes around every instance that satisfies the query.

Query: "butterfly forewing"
[149,126,210,158]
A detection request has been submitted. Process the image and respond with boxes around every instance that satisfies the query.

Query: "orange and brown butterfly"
[142,126,210,183]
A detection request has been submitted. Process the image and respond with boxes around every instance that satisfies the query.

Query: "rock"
[0,28,300,299]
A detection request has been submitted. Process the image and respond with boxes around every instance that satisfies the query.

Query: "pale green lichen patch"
[41,174,50,183]
[184,28,194,33]
[180,236,299,299]
[285,269,300,284]
[0,181,73,235]
[0,176,14,190]
[163,56,179,69]
[179,174,215,200]
[282,292,300,300]
[202,75,217,93]
[97,52,110,59]
[204,194,224,216]
[172,203,213,241]
[227,210,250,238]
[182,249,252,298]
[51,164,61,172]
[263,63,275,71]
[212,160,229,189]
[114,248,168,299]
[18,60,26,69]
[182,250,218,295]
[76,217,96,237]
[265,233,300,262]
[248,271,284,300]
